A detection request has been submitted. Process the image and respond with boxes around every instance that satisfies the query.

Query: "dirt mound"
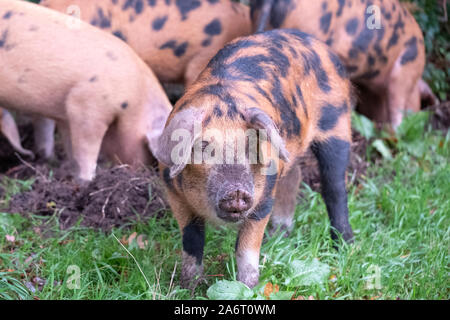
[7,165,167,230]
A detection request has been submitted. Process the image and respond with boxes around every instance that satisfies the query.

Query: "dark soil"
[5,163,167,231]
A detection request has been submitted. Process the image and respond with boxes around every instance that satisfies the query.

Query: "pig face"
[154,106,289,224]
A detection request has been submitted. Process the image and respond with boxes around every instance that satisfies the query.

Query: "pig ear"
[244,107,290,162]
[150,108,204,177]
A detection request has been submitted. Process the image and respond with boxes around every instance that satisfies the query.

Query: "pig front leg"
[235,216,270,288]
[168,194,206,289]
[180,217,205,289]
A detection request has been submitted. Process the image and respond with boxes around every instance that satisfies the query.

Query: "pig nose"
[219,189,253,213]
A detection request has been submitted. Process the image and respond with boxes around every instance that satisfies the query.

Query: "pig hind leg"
[268,165,302,236]
[65,85,112,181]
[311,137,353,243]
[32,117,55,160]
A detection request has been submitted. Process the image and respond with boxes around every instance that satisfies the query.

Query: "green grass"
[0,112,449,300]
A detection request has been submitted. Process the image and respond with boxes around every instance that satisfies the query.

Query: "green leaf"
[372,139,393,160]
[396,112,429,142]
[270,291,295,300]
[352,112,376,140]
[207,280,254,300]
[284,258,330,287]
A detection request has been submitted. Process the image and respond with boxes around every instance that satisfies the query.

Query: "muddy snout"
[218,188,254,219]
[207,165,255,222]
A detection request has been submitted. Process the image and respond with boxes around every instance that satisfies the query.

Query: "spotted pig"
[42,0,252,86]
[250,0,437,128]
[154,29,354,289]
[0,0,171,180]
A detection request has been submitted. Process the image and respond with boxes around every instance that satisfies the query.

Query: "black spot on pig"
[152,16,168,31]
[400,36,418,65]
[89,76,98,82]
[329,51,347,79]
[272,77,301,137]
[121,101,129,109]
[123,0,144,14]
[318,102,348,131]
[2,11,13,19]
[176,0,201,20]
[0,29,9,49]
[387,14,405,50]
[112,30,127,42]
[91,8,112,29]
[160,40,189,57]
[320,12,332,34]
[202,38,212,47]
[204,19,222,36]
[303,50,331,93]
[337,0,345,16]
[345,18,359,35]
[148,0,156,6]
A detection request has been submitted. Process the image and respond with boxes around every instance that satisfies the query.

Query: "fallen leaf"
[136,234,148,249]
[263,282,279,298]
[46,201,56,209]
[329,274,337,282]
[127,232,137,246]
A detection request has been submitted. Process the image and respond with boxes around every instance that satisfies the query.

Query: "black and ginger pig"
[154,29,355,289]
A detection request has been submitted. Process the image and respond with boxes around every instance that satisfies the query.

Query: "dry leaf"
[263,282,279,298]
[127,232,137,245]
[329,274,337,282]
[136,235,148,249]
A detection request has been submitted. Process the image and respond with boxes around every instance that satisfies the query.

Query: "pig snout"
[207,165,255,222]
[218,189,253,215]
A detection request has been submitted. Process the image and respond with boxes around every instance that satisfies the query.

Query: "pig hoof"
[181,253,204,290]
[267,223,291,238]
[237,264,259,289]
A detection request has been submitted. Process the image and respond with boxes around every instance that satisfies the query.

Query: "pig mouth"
[216,209,250,223]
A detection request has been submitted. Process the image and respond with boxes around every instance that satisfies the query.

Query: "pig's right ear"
[150,108,204,178]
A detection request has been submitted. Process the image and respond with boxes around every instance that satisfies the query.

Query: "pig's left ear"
[245,107,290,162]
[148,107,205,177]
